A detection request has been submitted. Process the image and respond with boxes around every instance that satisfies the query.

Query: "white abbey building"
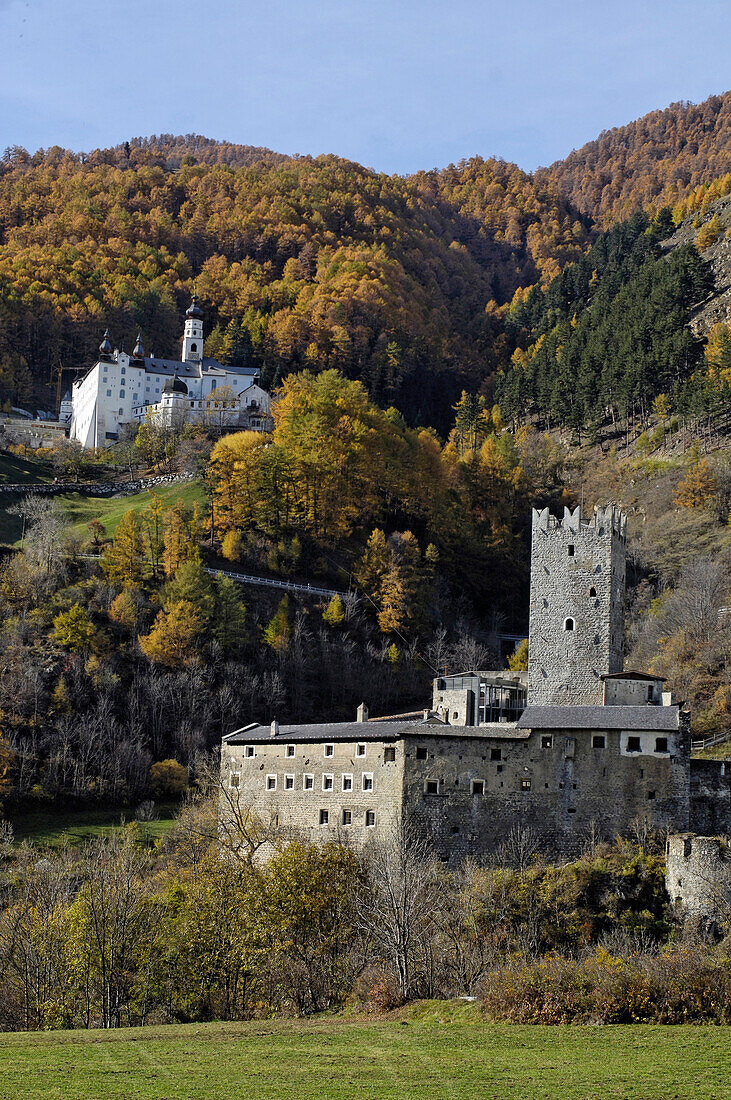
[70,296,272,448]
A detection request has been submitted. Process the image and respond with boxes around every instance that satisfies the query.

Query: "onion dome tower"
[132,333,145,362]
[98,329,114,362]
[182,292,203,363]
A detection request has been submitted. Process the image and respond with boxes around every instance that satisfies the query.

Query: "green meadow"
[0,1009,727,1100]
[0,479,205,547]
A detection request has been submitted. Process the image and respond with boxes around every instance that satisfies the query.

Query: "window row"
[242,743,395,760]
[320,809,376,827]
[230,772,375,792]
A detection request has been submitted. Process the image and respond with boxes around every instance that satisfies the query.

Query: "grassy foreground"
[0,1007,728,1100]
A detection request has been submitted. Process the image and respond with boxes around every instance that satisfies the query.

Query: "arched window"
[563,617,575,632]
[588,586,597,597]
[191,342,197,352]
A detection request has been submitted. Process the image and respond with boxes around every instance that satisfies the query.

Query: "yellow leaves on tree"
[262,596,292,655]
[674,459,717,511]
[149,758,188,796]
[507,638,529,671]
[102,510,145,586]
[53,603,96,653]
[139,599,204,667]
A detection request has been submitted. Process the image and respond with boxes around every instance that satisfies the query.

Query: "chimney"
[270,719,279,738]
[356,702,369,723]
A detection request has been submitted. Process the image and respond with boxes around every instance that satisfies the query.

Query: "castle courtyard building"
[221,505,731,860]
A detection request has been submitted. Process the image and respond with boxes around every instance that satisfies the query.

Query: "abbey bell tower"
[182,293,204,363]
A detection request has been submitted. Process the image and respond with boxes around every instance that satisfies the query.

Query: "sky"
[0,0,728,174]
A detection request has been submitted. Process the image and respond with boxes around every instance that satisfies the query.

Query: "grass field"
[0,480,205,547]
[9,802,180,847]
[0,1007,727,1100]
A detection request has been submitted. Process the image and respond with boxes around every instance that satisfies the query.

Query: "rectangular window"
[626,736,642,753]
[541,735,553,749]
[245,745,255,758]
[342,809,352,826]
[521,778,532,791]
[286,744,295,758]
[365,810,376,827]
[416,746,427,760]
[592,735,606,749]
[322,774,334,791]
[342,774,353,792]
[229,772,240,789]
[490,747,502,761]
[384,746,396,762]
[319,809,329,825]
[425,779,439,795]
[284,774,294,790]
[303,774,314,791]
[106,389,111,397]
[471,780,485,795]
[266,775,276,791]
[356,743,366,757]
[362,772,373,792]
[655,737,668,754]
[324,743,334,758]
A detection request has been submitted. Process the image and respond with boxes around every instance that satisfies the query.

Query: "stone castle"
[220,504,731,861]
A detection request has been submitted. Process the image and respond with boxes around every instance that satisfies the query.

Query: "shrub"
[480,947,731,1024]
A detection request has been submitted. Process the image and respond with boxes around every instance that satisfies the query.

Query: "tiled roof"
[517,705,680,731]
[223,719,529,744]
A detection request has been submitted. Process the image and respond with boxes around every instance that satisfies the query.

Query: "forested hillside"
[1,91,730,429]
[0,148,588,428]
[539,91,731,226]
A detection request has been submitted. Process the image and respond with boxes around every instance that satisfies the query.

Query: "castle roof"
[517,705,680,731]
[601,671,666,682]
[223,718,532,744]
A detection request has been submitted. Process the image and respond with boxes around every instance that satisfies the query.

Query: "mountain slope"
[539,91,731,227]
[0,150,589,426]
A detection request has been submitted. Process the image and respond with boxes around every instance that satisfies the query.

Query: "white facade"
[70,298,269,448]
[134,381,272,431]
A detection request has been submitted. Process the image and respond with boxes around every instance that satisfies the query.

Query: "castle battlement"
[532,504,626,539]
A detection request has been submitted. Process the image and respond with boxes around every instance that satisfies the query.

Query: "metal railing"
[205,567,345,599]
[691,731,731,752]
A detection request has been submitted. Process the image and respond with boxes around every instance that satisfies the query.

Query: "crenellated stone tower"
[527,504,626,705]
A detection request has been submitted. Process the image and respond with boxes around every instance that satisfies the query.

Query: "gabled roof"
[517,705,680,731]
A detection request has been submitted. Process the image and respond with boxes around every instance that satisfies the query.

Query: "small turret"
[132,333,145,361]
[98,329,114,362]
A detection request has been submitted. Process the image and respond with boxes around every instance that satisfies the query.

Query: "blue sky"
[1,0,728,173]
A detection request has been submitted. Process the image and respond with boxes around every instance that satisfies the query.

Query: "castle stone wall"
[666,833,731,916]
[220,732,404,850]
[689,760,731,835]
